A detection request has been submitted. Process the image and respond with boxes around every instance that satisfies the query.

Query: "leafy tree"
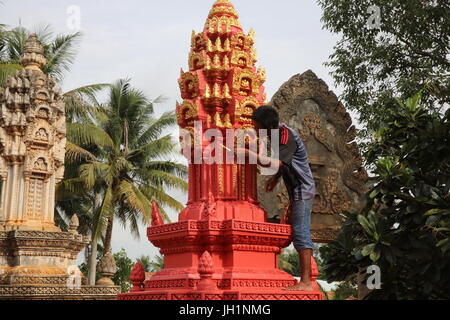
[332,278,358,300]
[112,248,134,293]
[320,92,450,299]
[278,249,299,277]
[317,0,450,138]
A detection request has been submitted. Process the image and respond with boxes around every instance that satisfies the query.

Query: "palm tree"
[148,254,165,272]
[0,25,81,85]
[61,79,188,283]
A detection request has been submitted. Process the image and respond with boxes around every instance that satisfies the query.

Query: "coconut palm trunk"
[103,216,114,254]
[88,237,98,285]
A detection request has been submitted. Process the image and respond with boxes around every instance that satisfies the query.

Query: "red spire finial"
[198,251,213,275]
[130,262,146,292]
[151,202,164,226]
[197,251,217,291]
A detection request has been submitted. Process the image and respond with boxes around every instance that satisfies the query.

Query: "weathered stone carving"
[0,34,65,232]
[0,35,119,300]
[258,70,368,242]
[96,252,117,287]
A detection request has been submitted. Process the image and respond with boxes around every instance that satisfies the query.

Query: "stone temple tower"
[0,34,65,232]
[0,35,119,300]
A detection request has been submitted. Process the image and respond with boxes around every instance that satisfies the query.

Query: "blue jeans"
[291,199,315,251]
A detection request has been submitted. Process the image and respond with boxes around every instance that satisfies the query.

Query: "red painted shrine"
[118,0,323,300]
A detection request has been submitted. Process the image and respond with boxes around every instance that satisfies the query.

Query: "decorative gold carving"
[176,100,198,128]
[231,33,251,51]
[189,52,206,71]
[248,29,255,43]
[231,50,250,69]
[179,72,200,99]
[232,164,237,196]
[232,69,259,96]
[214,112,223,128]
[191,32,206,52]
[213,82,220,98]
[224,113,233,128]
[239,96,259,124]
[218,165,224,194]
[257,67,266,84]
[208,2,239,19]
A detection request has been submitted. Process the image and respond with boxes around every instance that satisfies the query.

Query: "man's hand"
[265,176,280,193]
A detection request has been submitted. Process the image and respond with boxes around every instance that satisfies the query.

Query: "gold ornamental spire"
[205,0,242,31]
[209,0,239,19]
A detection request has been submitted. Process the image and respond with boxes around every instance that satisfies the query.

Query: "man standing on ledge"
[238,106,316,291]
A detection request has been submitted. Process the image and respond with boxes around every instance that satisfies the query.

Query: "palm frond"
[141,169,188,192]
[115,180,151,223]
[142,161,188,179]
[4,26,27,61]
[0,61,22,86]
[134,135,177,160]
[65,141,97,163]
[140,185,184,216]
[79,162,112,189]
[136,111,177,147]
[43,32,82,81]
[67,123,115,149]
[57,177,88,196]
[64,83,110,107]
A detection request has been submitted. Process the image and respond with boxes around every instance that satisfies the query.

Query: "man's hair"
[252,105,280,129]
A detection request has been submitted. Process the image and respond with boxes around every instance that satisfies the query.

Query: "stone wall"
[258,70,368,242]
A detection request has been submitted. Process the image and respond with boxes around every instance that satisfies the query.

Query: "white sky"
[1,0,345,262]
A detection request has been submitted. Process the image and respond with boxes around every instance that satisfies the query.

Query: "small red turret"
[151,202,164,227]
[130,262,145,292]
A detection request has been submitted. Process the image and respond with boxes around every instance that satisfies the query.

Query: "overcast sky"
[1,0,344,262]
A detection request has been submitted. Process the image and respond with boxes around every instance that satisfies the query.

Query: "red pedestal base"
[117,220,323,301]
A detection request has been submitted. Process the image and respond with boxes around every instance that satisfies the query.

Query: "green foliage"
[278,249,299,277]
[112,249,134,293]
[320,92,450,299]
[278,246,328,280]
[0,25,82,84]
[332,278,358,300]
[317,0,450,138]
[136,255,152,272]
[58,79,188,257]
[135,253,165,273]
[148,254,165,272]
